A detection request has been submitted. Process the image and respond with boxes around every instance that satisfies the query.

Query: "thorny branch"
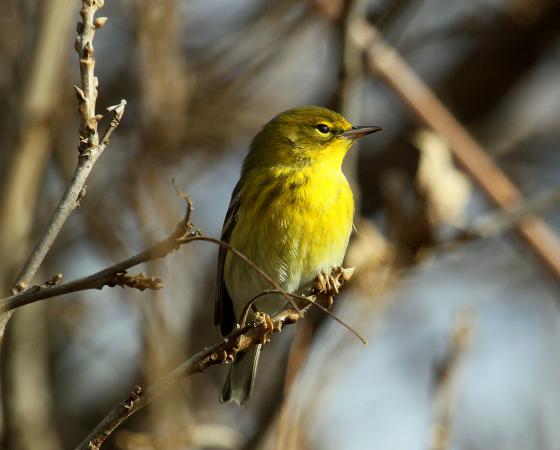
[74,267,353,450]
[0,0,126,339]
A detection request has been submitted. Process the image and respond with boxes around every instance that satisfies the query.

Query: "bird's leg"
[253,311,274,345]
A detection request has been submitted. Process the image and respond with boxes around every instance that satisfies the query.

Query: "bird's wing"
[214,181,242,336]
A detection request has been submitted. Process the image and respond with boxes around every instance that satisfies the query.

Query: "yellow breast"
[224,164,354,311]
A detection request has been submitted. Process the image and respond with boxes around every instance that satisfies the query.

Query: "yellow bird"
[215,106,382,405]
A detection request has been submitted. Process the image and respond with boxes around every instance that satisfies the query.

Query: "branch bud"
[94,17,108,28]
[72,85,86,101]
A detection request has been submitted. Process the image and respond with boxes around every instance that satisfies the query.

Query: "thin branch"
[173,178,302,315]
[238,283,366,345]
[11,99,126,295]
[0,195,194,312]
[185,236,303,317]
[0,0,75,292]
[6,0,124,295]
[74,268,352,450]
[0,193,301,316]
[0,0,125,342]
[105,273,163,291]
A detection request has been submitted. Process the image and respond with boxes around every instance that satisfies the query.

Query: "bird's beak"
[342,126,383,140]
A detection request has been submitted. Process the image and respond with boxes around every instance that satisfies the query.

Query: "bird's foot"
[254,312,274,345]
[315,267,344,296]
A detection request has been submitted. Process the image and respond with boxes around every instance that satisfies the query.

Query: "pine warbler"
[215,106,382,405]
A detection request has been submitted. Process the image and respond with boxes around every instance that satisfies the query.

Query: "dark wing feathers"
[214,181,242,336]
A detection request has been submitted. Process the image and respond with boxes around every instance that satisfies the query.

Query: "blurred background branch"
[429,310,475,450]
[358,21,560,280]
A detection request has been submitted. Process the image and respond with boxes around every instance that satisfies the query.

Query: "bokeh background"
[1,0,560,449]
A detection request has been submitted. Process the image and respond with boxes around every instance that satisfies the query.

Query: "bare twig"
[237,283,366,345]
[0,187,195,312]
[106,273,163,291]
[0,0,127,340]
[0,0,75,289]
[11,99,126,295]
[0,190,304,317]
[74,268,352,450]
[188,236,304,317]
[352,21,560,280]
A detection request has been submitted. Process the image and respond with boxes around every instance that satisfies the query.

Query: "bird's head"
[246,106,382,169]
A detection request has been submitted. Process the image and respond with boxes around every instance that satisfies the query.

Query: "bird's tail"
[220,344,261,405]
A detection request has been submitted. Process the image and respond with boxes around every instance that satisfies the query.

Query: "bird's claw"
[254,312,274,345]
[315,267,344,296]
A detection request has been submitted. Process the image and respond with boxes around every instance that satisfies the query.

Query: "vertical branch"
[0,0,75,291]
[75,0,103,152]
[11,0,107,295]
[0,3,74,446]
[0,0,126,340]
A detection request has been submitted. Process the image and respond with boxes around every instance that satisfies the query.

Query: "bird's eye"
[315,124,330,134]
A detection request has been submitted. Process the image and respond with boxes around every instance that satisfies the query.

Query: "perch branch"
[74,267,353,450]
